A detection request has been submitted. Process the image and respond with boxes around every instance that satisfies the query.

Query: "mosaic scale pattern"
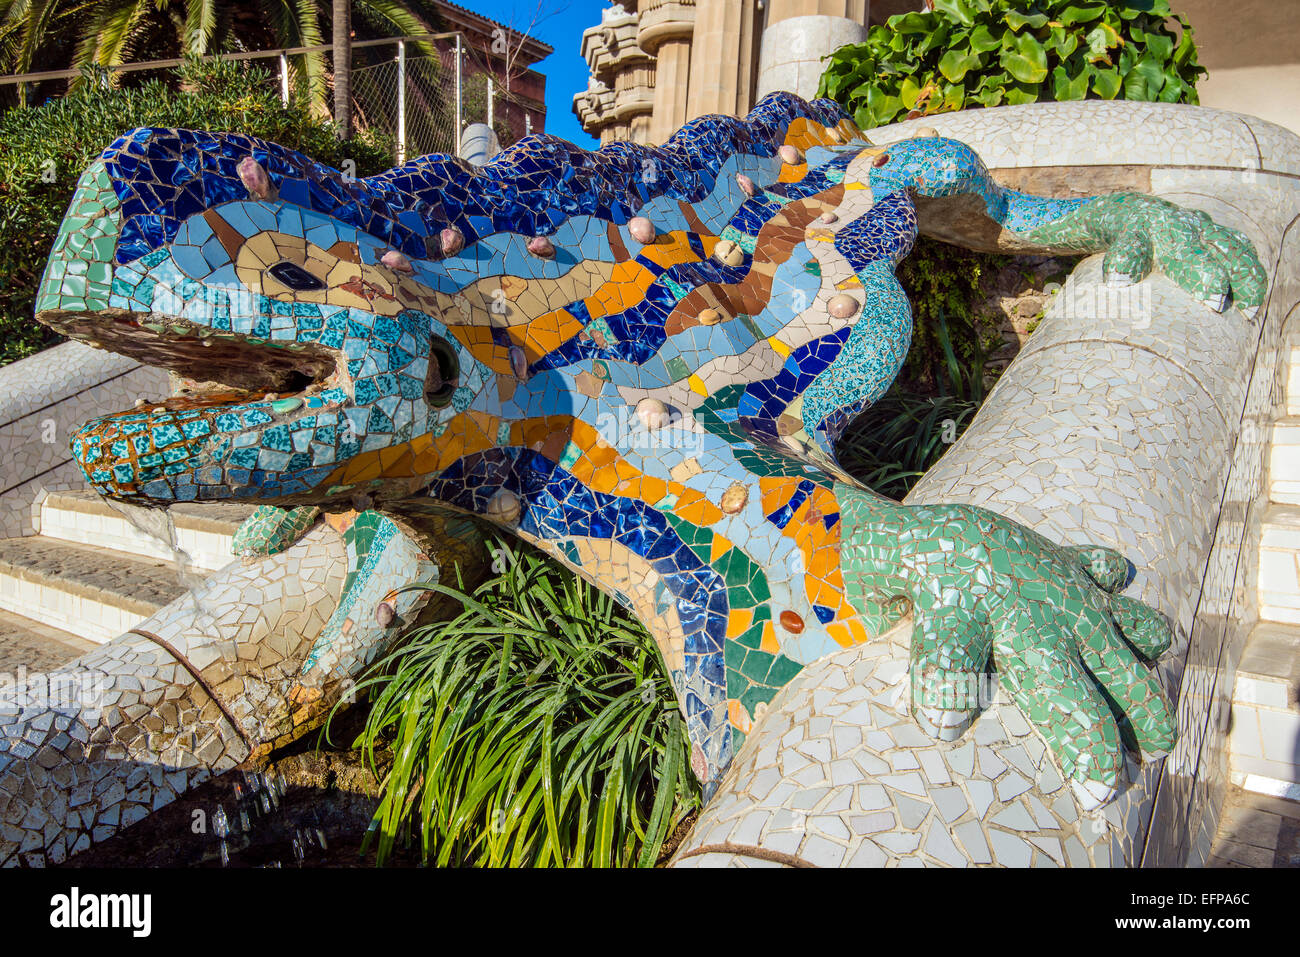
[34,92,1267,806]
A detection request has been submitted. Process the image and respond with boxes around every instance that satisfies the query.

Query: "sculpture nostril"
[425,337,459,408]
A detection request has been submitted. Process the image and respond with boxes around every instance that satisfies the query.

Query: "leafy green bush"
[0,57,393,366]
[895,235,1007,393]
[344,535,700,868]
[837,300,993,499]
[818,0,1205,129]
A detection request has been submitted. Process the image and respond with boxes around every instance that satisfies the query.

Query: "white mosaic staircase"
[0,491,254,663]
[1231,338,1300,799]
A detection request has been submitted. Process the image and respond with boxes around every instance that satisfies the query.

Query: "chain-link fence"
[353,51,460,161]
[0,33,518,166]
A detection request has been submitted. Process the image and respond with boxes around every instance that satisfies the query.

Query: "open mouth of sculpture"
[46,307,461,423]
[46,306,462,502]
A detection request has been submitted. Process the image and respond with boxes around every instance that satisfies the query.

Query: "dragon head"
[36,127,500,510]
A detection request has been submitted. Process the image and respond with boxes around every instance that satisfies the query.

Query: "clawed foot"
[232,504,321,557]
[1089,193,1266,315]
[843,494,1176,811]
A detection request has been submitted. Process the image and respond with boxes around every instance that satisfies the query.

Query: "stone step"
[0,535,192,644]
[39,489,256,572]
[1229,623,1300,796]
[1270,417,1300,506]
[0,606,96,674]
[1259,505,1300,625]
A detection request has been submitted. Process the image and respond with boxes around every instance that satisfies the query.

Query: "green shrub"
[0,57,393,366]
[343,535,700,868]
[895,235,1007,393]
[837,299,994,499]
[818,0,1205,130]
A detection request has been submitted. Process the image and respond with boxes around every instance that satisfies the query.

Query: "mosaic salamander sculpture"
[36,92,1267,811]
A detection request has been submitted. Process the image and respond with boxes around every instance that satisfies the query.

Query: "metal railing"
[0,33,490,164]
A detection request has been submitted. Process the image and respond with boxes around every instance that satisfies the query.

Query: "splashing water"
[104,499,207,592]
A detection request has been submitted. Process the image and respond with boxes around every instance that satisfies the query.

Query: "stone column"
[756,0,870,101]
[686,0,761,119]
[574,4,656,145]
[638,0,697,143]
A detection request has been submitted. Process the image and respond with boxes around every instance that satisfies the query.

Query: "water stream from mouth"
[104,500,208,592]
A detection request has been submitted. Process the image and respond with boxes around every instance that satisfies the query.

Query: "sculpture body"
[9,92,1279,864]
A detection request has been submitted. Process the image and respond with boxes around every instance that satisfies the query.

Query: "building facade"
[572,0,1300,145]
[432,0,554,145]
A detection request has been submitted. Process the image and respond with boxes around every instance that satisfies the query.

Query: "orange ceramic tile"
[726,607,753,638]
[778,162,809,184]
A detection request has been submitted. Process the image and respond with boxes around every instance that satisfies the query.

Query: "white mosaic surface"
[0,341,168,539]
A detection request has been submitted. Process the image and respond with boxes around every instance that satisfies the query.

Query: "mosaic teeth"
[237,156,273,200]
[527,236,555,258]
[628,216,656,244]
[382,249,414,273]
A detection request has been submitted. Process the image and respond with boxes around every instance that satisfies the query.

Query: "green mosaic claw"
[1021,192,1268,314]
[838,485,1175,811]
[231,505,321,557]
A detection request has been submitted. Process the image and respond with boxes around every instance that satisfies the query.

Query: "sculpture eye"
[267,260,326,291]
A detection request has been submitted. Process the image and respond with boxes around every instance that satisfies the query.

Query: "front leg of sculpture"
[836,486,1174,808]
[873,133,1269,313]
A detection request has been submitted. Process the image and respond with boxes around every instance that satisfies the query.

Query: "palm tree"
[0,0,436,120]
[332,0,350,134]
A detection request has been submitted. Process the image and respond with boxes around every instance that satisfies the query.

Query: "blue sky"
[455,0,605,148]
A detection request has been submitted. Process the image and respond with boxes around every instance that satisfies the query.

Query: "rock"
[720,482,748,514]
[381,249,413,273]
[237,157,273,200]
[509,345,528,380]
[828,294,860,319]
[440,227,464,256]
[636,397,671,430]
[736,174,757,197]
[527,236,555,258]
[779,144,802,165]
[697,307,723,326]
[628,216,656,244]
[486,489,521,524]
[713,239,744,267]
